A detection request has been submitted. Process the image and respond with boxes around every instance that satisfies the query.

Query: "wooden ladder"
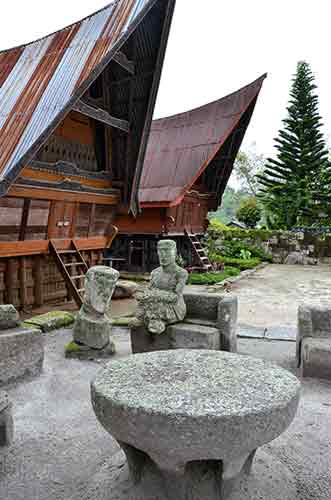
[184,229,213,272]
[49,240,89,307]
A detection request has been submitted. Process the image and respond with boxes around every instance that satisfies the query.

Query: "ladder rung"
[65,262,85,267]
[59,250,77,254]
[78,288,85,293]
[71,275,85,280]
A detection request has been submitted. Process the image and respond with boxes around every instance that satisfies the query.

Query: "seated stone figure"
[73,266,119,351]
[133,240,188,335]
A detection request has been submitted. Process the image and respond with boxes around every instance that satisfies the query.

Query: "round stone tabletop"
[92,350,300,468]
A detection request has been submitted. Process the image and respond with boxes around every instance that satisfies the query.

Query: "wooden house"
[0,0,176,309]
[113,74,267,271]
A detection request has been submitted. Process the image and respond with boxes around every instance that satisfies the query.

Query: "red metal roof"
[139,74,266,207]
[0,0,158,195]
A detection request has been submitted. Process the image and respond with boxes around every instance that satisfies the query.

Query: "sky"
[0,0,330,160]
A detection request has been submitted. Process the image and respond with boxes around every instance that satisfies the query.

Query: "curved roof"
[0,0,157,195]
[139,74,266,207]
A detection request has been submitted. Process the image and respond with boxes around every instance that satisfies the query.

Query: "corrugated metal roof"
[139,74,267,207]
[0,0,157,193]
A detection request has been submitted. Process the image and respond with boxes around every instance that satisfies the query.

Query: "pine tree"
[258,61,330,229]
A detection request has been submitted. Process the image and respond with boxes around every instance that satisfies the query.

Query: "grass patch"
[188,267,240,285]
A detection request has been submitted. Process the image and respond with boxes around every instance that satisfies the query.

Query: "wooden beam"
[73,100,130,133]
[19,199,31,241]
[0,237,110,258]
[8,184,119,205]
[113,51,135,75]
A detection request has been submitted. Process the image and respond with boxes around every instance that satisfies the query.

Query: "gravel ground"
[1,264,331,499]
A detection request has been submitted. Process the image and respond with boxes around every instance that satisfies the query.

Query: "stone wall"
[207,223,331,264]
[266,232,331,264]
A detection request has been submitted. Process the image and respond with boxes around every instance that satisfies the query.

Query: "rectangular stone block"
[0,327,44,385]
[300,338,331,380]
[0,404,14,447]
[130,326,171,354]
[183,291,223,321]
[168,323,220,350]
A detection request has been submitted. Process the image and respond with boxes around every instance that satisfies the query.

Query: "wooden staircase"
[49,226,119,307]
[184,229,213,272]
[49,240,89,307]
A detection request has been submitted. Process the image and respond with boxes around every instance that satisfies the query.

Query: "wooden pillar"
[19,257,29,310]
[5,259,15,305]
[19,199,31,241]
[33,256,44,307]
[88,204,96,237]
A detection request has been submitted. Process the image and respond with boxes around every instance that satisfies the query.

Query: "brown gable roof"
[139,74,266,207]
[0,0,167,214]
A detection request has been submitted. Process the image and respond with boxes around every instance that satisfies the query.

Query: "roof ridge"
[0,1,117,55]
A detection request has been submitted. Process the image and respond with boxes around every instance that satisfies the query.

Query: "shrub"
[209,253,261,270]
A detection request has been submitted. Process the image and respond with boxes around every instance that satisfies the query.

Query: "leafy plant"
[239,249,252,260]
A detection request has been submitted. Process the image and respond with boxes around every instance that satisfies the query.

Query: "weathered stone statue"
[133,240,188,334]
[72,266,119,354]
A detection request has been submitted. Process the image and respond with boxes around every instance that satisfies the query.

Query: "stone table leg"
[119,441,256,500]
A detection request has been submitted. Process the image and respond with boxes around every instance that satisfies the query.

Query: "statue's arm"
[175,269,188,296]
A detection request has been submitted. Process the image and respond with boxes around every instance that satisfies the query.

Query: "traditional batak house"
[113,74,267,272]
[0,0,176,309]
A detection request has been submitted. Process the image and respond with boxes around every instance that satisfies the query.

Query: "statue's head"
[157,239,177,267]
[84,266,119,313]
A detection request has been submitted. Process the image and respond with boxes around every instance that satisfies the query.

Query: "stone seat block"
[131,323,220,354]
[167,323,220,350]
[300,337,331,379]
[0,391,13,447]
[0,327,44,385]
[297,304,331,380]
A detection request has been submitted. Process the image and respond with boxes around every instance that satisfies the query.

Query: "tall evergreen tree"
[258,61,330,228]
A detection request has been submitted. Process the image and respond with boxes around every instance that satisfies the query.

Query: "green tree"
[209,186,247,224]
[236,197,262,228]
[234,148,265,195]
[258,61,331,228]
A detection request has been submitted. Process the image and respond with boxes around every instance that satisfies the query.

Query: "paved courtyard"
[1,264,331,499]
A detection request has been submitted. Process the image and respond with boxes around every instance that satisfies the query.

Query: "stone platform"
[0,326,44,385]
[91,350,300,500]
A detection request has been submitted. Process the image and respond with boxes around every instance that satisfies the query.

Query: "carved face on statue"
[84,266,119,314]
[157,240,177,268]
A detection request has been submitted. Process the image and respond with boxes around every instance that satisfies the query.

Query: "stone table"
[91,350,300,500]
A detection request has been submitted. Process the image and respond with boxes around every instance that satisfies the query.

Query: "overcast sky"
[0,0,330,159]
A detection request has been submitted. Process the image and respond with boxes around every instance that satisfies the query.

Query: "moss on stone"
[111,316,134,327]
[65,341,82,353]
[24,311,75,333]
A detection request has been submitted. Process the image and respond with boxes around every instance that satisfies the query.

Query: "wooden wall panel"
[0,249,105,310]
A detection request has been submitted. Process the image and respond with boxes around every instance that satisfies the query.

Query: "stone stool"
[91,350,300,500]
[130,292,237,354]
[297,304,331,379]
[0,391,13,448]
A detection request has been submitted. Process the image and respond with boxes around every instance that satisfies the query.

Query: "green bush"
[187,267,240,285]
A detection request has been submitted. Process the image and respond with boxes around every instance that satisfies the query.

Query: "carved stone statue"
[73,266,119,351]
[133,240,188,335]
